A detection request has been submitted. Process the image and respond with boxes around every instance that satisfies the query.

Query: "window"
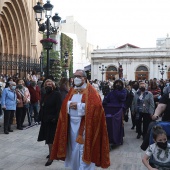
[136,66,148,71]
[107,66,117,71]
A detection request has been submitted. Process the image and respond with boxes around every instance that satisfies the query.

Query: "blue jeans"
[29,102,40,123]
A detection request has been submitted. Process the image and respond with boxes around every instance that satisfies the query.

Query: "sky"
[50,0,170,49]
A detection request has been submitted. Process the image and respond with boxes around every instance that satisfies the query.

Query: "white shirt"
[65,83,95,170]
[146,143,170,164]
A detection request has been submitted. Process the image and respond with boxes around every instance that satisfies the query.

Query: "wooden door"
[106,71,118,80]
[135,71,149,80]
[167,72,170,79]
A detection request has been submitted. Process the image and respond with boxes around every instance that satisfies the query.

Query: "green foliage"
[60,33,73,77]
[42,49,59,66]
[42,49,61,81]
[50,59,62,83]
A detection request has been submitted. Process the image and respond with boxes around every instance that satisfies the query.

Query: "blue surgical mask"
[11,86,16,90]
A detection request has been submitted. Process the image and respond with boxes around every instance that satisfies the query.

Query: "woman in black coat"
[37,79,62,166]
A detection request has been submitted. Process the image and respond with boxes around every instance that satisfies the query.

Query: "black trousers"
[0,104,2,116]
[140,121,157,151]
[136,112,152,138]
[130,108,136,127]
[16,107,26,128]
[4,110,15,132]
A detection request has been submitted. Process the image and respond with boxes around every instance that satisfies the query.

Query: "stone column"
[149,59,153,79]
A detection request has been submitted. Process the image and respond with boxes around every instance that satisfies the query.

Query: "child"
[142,125,170,170]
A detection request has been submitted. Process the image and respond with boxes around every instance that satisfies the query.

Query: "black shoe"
[17,127,23,130]
[46,155,50,159]
[8,129,13,132]
[4,131,9,134]
[131,126,135,130]
[45,160,53,166]
[137,134,141,139]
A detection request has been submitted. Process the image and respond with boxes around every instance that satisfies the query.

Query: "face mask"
[74,77,82,86]
[45,86,52,94]
[17,85,23,89]
[115,85,122,90]
[139,87,145,92]
[11,86,16,90]
[133,85,139,90]
[157,141,167,150]
[30,82,36,87]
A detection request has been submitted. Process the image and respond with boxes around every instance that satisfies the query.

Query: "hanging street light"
[33,1,61,78]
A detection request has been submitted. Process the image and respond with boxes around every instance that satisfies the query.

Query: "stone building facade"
[91,43,170,81]
[0,0,43,77]
[60,16,94,71]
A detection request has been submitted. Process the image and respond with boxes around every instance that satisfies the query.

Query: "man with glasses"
[51,69,110,170]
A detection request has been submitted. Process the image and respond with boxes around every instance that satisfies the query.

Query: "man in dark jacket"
[28,80,41,124]
[124,84,134,124]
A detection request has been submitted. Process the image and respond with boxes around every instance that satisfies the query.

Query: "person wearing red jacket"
[28,80,41,124]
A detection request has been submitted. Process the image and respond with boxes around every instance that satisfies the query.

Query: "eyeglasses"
[73,75,84,78]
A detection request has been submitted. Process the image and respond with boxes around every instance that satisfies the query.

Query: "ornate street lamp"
[158,63,167,79]
[99,65,107,82]
[33,1,61,78]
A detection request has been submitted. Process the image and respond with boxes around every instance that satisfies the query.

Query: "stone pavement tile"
[0,162,24,170]
[17,159,71,170]
[0,111,149,170]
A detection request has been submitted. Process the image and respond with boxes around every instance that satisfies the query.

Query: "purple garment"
[103,89,127,109]
[104,105,124,145]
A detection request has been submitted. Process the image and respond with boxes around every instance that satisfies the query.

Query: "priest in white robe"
[51,69,110,170]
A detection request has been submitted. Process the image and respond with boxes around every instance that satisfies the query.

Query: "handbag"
[13,116,16,125]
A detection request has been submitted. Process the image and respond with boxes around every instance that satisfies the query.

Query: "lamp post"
[158,63,167,79]
[33,1,61,78]
[99,65,107,82]
[39,52,44,77]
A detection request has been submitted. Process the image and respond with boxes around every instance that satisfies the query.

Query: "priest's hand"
[70,102,77,110]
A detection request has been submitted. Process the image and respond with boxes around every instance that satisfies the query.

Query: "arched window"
[107,66,117,71]
[136,66,148,71]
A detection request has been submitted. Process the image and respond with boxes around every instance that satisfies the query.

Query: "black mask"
[115,85,122,90]
[157,141,167,150]
[17,85,23,89]
[139,87,145,92]
[30,82,36,87]
[133,85,139,91]
[45,86,52,94]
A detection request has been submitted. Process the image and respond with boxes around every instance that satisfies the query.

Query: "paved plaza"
[0,114,148,170]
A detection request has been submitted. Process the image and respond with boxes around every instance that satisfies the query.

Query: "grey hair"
[9,81,16,86]
[76,69,87,77]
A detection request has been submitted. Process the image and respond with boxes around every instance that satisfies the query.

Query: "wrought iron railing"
[0,53,40,77]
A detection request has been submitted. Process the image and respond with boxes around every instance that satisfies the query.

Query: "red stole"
[50,82,110,168]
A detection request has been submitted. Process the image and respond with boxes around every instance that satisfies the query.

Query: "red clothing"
[28,85,41,104]
[50,83,110,168]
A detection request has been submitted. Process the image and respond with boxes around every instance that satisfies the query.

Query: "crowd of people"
[90,78,170,169]
[0,72,170,169]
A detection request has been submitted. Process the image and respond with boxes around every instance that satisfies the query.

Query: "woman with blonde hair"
[16,78,30,129]
[37,79,62,166]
